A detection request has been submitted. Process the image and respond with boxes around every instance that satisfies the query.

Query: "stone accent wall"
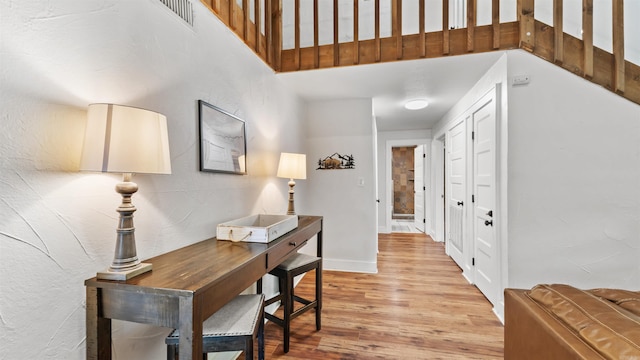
[392,146,416,216]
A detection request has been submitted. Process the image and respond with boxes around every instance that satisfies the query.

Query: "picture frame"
[198,100,247,175]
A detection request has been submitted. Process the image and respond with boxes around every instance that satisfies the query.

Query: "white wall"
[0,1,305,359]
[506,50,640,290]
[303,99,378,273]
[376,130,431,233]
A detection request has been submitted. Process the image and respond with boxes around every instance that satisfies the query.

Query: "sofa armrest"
[504,288,605,360]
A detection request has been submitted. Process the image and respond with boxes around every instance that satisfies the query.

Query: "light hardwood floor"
[263,232,504,359]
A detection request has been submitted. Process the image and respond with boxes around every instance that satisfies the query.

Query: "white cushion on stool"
[167,294,264,340]
[278,253,320,271]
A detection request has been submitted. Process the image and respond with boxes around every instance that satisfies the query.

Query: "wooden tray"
[217,214,298,243]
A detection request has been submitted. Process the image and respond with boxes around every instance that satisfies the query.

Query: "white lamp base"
[97,262,153,281]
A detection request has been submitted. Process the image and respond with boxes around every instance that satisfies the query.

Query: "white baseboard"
[323,258,378,273]
[378,225,390,234]
[493,300,505,325]
[462,271,473,284]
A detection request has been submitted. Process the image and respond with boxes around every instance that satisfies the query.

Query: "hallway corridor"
[263,232,504,359]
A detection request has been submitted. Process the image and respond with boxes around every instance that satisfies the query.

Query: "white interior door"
[472,91,498,306]
[414,145,425,232]
[447,120,466,268]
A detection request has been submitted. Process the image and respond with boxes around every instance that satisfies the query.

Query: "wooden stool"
[265,253,322,353]
[165,294,265,360]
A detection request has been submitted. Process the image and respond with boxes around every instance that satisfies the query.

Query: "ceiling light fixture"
[404,99,429,110]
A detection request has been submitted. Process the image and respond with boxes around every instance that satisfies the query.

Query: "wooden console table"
[85,215,322,360]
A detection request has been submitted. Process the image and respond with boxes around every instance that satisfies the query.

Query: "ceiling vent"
[159,0,194,26]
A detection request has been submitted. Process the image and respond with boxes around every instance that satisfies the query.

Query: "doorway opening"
[391,145,422,234]
[384,138,430,234]
[391,146,416,221]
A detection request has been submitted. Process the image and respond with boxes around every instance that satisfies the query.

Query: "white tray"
[216,214,298,243]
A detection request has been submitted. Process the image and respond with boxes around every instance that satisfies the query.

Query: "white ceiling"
[277,51,505,131]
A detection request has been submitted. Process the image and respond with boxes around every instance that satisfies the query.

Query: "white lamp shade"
[277,152,306,180]
[80,104,172,174]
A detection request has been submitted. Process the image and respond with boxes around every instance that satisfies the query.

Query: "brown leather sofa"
[505,284,640,359]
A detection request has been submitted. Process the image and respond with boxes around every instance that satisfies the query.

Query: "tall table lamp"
[80,103,171,280]
[277,152,306,215]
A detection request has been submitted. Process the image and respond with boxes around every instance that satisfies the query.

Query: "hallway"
[263,232,504,359]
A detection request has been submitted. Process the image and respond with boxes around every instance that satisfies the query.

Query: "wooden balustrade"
[276,0,521,71]
[517,0,638,104]
[199,0,639,106]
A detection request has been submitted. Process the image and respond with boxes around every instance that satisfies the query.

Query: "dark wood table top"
[85,215,323,295]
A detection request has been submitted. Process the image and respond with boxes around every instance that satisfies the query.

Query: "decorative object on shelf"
[80,103,172,280]
[277,152,306,215]
[316,152,355,170]
[198,100,247,175]
[217,214,299,243]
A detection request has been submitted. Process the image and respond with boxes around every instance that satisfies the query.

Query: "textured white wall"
[0,1,305,359]
[507,50,640,290]
[303,99,378,273]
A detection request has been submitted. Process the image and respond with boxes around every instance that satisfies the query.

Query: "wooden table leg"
[86,287,112,360]
[316,260,322,330]
[178,296,202,360]
[317,229,323,330]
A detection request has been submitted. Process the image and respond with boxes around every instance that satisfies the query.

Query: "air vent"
[159,0,194,26]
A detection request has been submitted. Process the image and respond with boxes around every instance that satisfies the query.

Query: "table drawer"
[267,238,307,270]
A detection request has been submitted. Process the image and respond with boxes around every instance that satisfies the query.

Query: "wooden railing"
[199,0,279,66]
[518,0,638,102]
[200,0,640,106]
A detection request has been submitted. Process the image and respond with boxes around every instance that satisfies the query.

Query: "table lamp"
[276,152,306,215]
[80,103,171,280]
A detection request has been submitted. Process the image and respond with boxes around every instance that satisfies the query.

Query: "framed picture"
[198,100,247,174]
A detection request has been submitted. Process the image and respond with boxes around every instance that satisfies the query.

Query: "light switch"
[358,177,365,187]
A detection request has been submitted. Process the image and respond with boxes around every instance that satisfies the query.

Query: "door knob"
[457,201,464,206]
[484,220,493,226]
[487,210,493,217]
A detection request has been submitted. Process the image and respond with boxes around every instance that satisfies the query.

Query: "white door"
[414,145,425,232]
[472,91,498,306]
[447,119,466,268]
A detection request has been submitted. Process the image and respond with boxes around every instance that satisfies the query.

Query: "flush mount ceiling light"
[404,99,429,110]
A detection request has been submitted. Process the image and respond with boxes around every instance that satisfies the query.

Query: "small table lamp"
[80,103,171,280]
[277,152,306,215]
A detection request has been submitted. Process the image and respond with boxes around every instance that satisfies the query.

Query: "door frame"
[414,145,426,233]
[384,138,430,234]
[432,135,446,242]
